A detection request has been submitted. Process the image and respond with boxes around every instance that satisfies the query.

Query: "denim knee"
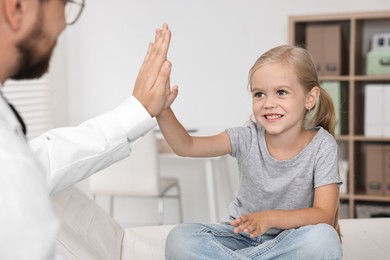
[165,224,187,251]
[166,223,201,244]
[300,223,342,259]
[165,224,203,259]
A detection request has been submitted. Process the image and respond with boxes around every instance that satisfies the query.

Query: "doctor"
[0,0,177,259]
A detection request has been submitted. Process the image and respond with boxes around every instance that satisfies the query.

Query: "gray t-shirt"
[224,122,342,233]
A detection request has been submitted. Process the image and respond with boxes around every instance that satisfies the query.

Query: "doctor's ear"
[4,0,30,31]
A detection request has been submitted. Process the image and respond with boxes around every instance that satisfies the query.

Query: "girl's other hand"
[230,212,271,238]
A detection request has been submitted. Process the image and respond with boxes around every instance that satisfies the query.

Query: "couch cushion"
[340,218,390,260]
[121,225,174,260]
[122,219,390,260]
[51,187,390,260]
[51,186,124,260]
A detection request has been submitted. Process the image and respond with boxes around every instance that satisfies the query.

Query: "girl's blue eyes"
[252,90,287,98]
[253,92,264,98]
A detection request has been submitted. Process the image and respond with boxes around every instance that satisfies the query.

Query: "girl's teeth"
[267,115,281,119]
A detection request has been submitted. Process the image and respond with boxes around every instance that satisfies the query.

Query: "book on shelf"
[366,144,384,195]
[306,24,342,76]
[385,145,390,196]
[364,84,390,137]
[365,144,390,196]
[321,81,348,136]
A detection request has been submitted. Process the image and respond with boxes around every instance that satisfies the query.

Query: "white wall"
[49,33,69,128]
[56,0,390,226]
[65,0,390,129]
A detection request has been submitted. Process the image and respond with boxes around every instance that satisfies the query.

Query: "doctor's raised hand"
[133,24,177,117]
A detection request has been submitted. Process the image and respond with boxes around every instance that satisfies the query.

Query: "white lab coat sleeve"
[29,96,156,195]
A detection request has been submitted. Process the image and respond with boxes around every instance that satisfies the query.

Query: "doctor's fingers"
[142,60,173,117]
[140,24,171,85]
[141,26,165,67]
[133,26,171,101]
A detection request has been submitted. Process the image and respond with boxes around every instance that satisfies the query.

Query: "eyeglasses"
[65,0,85,25]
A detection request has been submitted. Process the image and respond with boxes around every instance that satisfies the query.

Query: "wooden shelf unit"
[289,11,390,218]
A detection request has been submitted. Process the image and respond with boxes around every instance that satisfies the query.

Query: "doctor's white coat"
[0,94,156,260]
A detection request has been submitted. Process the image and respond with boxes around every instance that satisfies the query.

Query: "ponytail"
[310,88,336,137]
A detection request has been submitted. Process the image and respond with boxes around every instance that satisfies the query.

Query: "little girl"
[158,45,343,259]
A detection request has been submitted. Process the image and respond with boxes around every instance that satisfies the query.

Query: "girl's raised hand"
[163,77,179,111]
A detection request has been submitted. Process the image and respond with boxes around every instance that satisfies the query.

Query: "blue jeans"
[165,223,342,260]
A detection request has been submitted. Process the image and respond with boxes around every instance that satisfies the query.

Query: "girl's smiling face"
[251,62,309,136]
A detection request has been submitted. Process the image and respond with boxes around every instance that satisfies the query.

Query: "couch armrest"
[51,186,124,260]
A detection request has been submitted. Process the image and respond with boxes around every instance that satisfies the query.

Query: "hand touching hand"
[162,77,178,111]
[230,211,272,238]
[132,24,177,117]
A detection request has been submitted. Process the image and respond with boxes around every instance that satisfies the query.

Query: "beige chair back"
[90,131,160,196]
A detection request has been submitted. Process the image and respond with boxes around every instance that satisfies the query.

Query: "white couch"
[51,186,390,260]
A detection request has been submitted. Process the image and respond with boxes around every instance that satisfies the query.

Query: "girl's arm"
[156,107,232,157]
[231,183,339,237]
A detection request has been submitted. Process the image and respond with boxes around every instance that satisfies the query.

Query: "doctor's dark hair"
[248,45,336,137]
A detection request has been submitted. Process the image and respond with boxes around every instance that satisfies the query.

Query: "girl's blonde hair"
[248,45,336,137]
[248,45,341,238]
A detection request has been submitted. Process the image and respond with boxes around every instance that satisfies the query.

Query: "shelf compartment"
[291,20,350,76]
[354,81,390,136]
[355,201,390,218]
[355,18,390,76]
[354,141,390,198]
